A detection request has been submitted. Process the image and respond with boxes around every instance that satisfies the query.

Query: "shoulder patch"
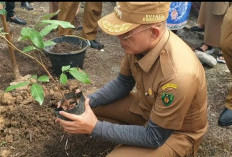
[162,93,174,106]
[162,83,177,91]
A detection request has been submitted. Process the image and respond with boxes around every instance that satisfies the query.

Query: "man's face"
[117,25,153,55]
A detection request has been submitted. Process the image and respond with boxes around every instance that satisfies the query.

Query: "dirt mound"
[0,78,116,157]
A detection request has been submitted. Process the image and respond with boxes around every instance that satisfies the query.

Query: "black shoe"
[172,30,178,34]
[90,40,104,50]
[21,2,34,10]
[6,16,27,25]
[218,108,232,126]
[190,26,204,32]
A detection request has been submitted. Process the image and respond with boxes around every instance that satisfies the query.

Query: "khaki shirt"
[120,29,208,156]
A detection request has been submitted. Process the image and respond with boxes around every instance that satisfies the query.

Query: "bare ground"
[0,2,232,157]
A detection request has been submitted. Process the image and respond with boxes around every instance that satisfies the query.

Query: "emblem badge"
[162,83,177,91]
[161,93,174,106]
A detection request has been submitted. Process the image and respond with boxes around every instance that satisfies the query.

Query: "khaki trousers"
[220,6,232,110]
[225,88,232,110]
[57,2,80,36]
[107,143,178,157]
[92,93,179,157]
[197,2,225,47]
[57,2,102,40]
[49,2,58,14]
[81,2,102,40]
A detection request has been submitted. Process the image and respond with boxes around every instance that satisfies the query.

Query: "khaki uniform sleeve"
[150,74,198,130]
[120,55,132,76]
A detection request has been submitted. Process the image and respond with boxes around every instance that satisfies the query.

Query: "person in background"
[218,4,232,127]
[21,2,33,11]
[51,2,104,50]
[49,2,79,21]
[5,2,33,25]
[192,2,230,65]
[56,2,208,156]
[167,2,192,34]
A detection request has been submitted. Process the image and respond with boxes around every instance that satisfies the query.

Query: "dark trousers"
[5,2,15,17]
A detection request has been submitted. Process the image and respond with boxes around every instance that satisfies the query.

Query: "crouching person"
[56,2,208,157]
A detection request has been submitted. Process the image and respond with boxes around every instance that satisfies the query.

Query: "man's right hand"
[55,97,99,134]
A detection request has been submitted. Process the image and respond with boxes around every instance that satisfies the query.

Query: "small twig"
[99,148,112,155]
[60,133,70,156]
[60,133,65,142]
[65,138,69,156]
[29,130,33,142]
[0,14,21,79]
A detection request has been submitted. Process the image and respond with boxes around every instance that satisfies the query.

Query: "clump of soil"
[55,91,86,121]
[50,42,82,54]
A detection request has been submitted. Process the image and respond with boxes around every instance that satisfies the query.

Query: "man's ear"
[150,26,160,40]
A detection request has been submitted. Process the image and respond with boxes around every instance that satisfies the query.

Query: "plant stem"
[0,14,21,80]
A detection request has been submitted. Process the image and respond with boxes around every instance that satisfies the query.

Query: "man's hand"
[56,97,98,134]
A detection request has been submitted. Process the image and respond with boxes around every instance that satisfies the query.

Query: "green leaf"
[69,67,91,84]
[18,36,29,41]
[61,65,70,72]
[35,10,60,30]
[0,3,6,15]
[60,73,68,85]
[20,27,44,49]
[0,9,6,15]
[39,23,58,37]
[31,83,44,105]
[30,75,38,79]
[42,20,75,29]
[38,75,49,82]
[39,10,60,21]
[22,46,37,52]
[0,141,7,146]
[34,22,49,31]
[43,40,56,47]
[5,81,30,92]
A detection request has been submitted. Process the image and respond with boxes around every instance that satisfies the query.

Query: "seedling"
[0,8,91,105]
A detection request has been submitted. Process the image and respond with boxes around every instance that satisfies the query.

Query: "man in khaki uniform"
[197,2,229,48]
[193,2,230,65]
[56,2,208,157]
[218,5,232,126]
[50,2,104,50]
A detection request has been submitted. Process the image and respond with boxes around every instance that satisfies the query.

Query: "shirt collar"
[138,28,170,73]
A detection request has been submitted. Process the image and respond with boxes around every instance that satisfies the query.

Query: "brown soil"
[50,42,82,54]
[0,2,232,157]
